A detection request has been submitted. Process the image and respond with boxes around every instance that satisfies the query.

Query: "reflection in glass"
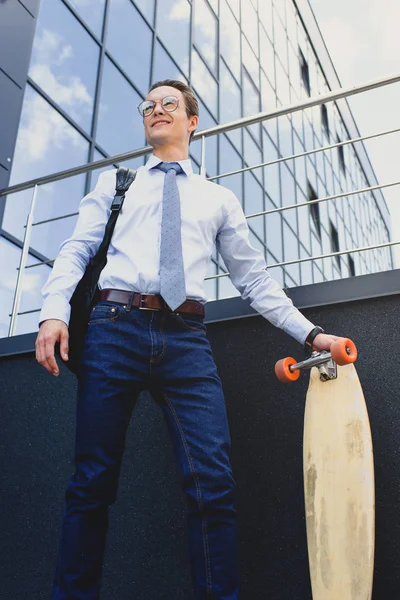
[263,128,281,207]
[259,0,273,44]
[135,0,155,23]
[194,0,218,72]
[107,0,153,94]
[4,85,89,243]
[265,195,283,261]
[220,61,241,151]
[280,163,297,230]
[29,0,100,132]
[275,56,290,106]
[242,36,259,89]
[190,100,218,178]
[241,0,259,56]
[227,0,240,20]
[68,0,106,38]
[243,69,261,143]
[220,0,241,82]
[273,7,288,72]
[152,41,188,85]
[261,70,276,114]
[297,202,311,253]
[283,220,300,285]
[191,50,218,117]
[244,171,264,240]
[299,244,313,285]
[97,58,144,156]
[218,135,243,204]
[260,26,275,88]
[243,130,262,184]
[156,0,190,76]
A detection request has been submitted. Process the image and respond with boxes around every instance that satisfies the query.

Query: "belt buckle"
[139,294,161,311]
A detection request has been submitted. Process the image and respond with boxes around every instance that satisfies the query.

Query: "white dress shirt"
[39,154,315,344]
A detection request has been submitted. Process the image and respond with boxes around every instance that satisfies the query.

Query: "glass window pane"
[227,0,239,20]
[261,70,276,112]
[244,171,264,240]
[243,69,261,143]
[220,0,241,83]
[207,0,218,13]
[273,7,288,72]
[220,60,241,151]
[243,130,262,184]
[156,0,190,76]
[194,0,218,72]
[263,128,280,207]
[259,0,273,44]
[283,220,300,285]
[134,0,155,24]
[275,56,290,106]
[242,35,259,89]
[191,50,218,117]
[280,162,297,230]
[107,0,153,94]
[241,0,259,56]
[152,41,188,85]
[97,57,144,156]
[4,86,89,243]
[68,0,106,38]
[190,99,218,178]
[260,26,275,88]
[218,135,243,204]
[29,0,100,133]
[265,195,283,261]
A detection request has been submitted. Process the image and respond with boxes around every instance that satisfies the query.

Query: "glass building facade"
[0,0,393,338]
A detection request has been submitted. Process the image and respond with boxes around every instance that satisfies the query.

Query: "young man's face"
[143,85,198,149]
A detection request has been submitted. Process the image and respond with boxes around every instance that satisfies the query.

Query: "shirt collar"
[145,153,193,177]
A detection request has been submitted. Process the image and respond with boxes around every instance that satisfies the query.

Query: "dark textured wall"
[0,0,39,215]
[1,294,399,599]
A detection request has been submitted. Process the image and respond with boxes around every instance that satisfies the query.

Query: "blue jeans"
[51,300,239,600]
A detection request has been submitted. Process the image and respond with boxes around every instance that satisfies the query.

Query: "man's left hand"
[311,333,342,352]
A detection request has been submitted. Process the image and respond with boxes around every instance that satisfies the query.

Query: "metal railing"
[1,73,400,336]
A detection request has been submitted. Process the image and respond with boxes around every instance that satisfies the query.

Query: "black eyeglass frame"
[137,95,180,117]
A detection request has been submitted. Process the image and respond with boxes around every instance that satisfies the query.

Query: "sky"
[309,0,400,266]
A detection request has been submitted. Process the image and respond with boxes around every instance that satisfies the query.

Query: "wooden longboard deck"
[303,363,374,600]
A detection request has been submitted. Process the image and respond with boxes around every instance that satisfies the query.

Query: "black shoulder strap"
[91,167,137,267]
[111,166,137,211]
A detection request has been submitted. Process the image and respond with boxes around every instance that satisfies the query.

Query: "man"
[36,79,339,600]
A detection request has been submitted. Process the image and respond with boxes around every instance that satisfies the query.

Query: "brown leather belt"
[98,289,205,316]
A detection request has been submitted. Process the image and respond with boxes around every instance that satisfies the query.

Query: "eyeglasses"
[137,95,180,118]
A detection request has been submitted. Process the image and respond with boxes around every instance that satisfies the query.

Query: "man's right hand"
[36,319,69,376]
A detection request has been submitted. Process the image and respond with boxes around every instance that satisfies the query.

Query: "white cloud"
[30,64,92,112]
[169,0,190,21]
[18,93,87,163]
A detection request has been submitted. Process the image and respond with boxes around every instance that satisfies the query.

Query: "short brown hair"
[148,79,199,143]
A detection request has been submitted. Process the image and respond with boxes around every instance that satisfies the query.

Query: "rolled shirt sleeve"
[38,169,117,327]
[216,189,315,345]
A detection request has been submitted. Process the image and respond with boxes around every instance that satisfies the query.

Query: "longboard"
[275,339,375,600]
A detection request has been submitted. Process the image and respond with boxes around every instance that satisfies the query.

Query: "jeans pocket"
[174,313,206,332]
[88,301,123,325]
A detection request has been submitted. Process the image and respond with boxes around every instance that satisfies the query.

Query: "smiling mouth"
[152,121,170,127]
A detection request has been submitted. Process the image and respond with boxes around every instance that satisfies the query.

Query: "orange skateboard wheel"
[275,357,300,382]
[330,338,358,365]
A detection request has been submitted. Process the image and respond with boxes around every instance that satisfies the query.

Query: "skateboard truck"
[275,339,358,383]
